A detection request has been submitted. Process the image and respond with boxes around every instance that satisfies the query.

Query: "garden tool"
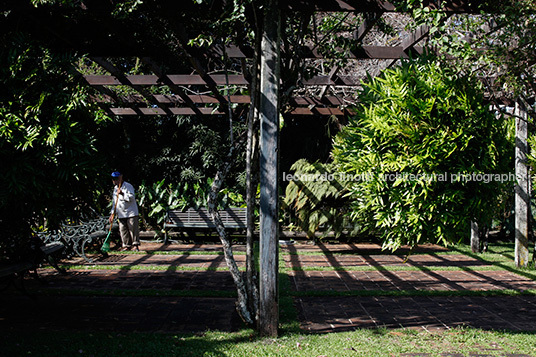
[101,181,122,253]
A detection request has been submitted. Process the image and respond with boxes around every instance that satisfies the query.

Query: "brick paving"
[33,269,236,291]
[1,241,536,335]
[283,253,490,268]
[289,269,536,292]
[0,295,242,333]
[280,242,450,254]
[296,295,536,332]
[73,253,245,268]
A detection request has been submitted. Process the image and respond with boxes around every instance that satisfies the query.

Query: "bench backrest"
[166,207,247,229]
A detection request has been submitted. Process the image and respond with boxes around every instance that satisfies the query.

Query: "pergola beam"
[95,94,347,105]
[354,12,384,42]
[84,73,365,86]
[185,56,230,105]
[94,94,251,105]
[91,80,514,117]
[106,106,349,116]
[90,57,175,116]
[108,107,226,116]
[83,74,250,86]
[140,57,206,118]
[402,24,431,51]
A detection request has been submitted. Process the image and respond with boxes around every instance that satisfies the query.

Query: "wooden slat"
[290,96,344,106]
[402,25,430,51]
[289,107,346,116]
[84,75,122,85]
[109,107,226,115]
[140,57,205,117]
[85,74,249,86]
[109,106,350,116]
[303,75,363,86]
[98,94,343,105]
[355,12,383,42]
[166,208,247,228]
[109,108,137,115]
[87,74,365,87]
[92,94,250,104]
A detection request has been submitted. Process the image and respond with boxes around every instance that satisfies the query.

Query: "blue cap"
[111,171,121,178]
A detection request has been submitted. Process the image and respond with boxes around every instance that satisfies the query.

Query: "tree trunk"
[206,45,257,326]
[515,99,530,267]
[207,144,254,326]
[245,20,262,324]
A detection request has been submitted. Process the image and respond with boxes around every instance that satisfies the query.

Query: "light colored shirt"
[111,181,139,218]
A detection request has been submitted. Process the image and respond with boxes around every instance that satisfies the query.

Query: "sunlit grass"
[3,328,536,357]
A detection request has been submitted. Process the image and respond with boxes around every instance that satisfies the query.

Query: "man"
[109,171,140,251]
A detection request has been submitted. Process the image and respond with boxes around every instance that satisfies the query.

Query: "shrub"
[332,56,513,251]
[283,159,355,239]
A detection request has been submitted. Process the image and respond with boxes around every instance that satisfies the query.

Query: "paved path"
[2,241,536,334]
[296,295,536,332]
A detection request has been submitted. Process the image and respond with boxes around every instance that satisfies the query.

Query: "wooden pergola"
[3,0,529,337]
[3,0,509,119]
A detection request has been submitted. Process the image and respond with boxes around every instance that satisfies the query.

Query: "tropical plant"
[137,180,188,231]
[137,177,247,233]
[332,56,513,251]
[283,159,355,240]
[0,35,109,259]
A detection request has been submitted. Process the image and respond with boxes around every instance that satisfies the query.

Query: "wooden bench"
[163,207,247,241]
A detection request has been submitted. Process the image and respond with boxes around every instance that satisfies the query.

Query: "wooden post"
[515,99,530,267]
[470,221,479,253]
[258,0,281,337]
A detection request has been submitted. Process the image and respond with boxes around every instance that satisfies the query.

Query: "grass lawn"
[2,240,536,357]
[3,327,536,356]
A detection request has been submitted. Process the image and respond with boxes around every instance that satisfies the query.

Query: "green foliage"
[93,111,248,193]
[332,56,513,251]
[283,159,354,239]
[402,0,536,99]
[526,133,536,176]
[138,179,188,230]
[137,178,246,232]
[0,34,110,257]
